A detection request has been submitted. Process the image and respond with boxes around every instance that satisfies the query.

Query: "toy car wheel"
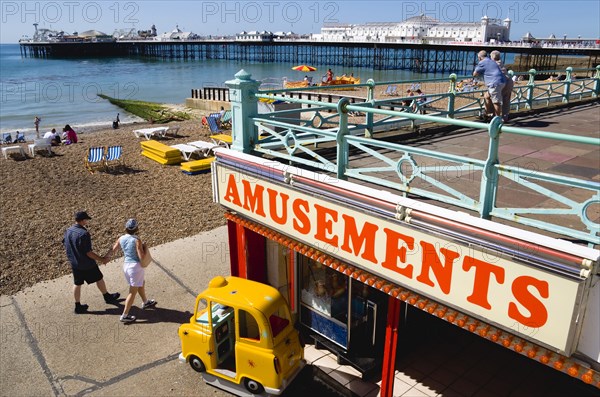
[244,378,264,394]
[189,355,205,373]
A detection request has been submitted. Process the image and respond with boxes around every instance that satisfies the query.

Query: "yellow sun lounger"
[141,150,182,165]
[209,134,233,148]
[180,157,215,175]
[140,140,182,165]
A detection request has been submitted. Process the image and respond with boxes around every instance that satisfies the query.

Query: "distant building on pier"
[313,14,511,44]
[157,25,199,41]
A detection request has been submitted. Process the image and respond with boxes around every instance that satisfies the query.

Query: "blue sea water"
[0,43,428,139]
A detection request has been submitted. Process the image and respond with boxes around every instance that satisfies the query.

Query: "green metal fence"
[225,66,600,246]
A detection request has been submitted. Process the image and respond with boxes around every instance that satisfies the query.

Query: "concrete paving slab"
[12,264,191,384]
[0,299,57,397]
[85,355,229,396]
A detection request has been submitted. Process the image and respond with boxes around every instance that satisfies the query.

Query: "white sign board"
[215,164,585,354]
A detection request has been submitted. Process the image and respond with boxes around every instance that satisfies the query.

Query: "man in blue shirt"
[64,211,120,313]
[473,50,506,119]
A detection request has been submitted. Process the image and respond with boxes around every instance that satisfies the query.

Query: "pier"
[19,40,600,73]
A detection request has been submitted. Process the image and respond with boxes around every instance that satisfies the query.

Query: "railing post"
[447,73,457,118]
[563,66,572,103]
[594,65,600,97]
[225,69,260,153]
[365,79,375,138]
[479,116,502,220]
[526,68,536,109]
[336,98,350,180]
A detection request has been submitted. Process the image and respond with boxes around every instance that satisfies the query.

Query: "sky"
[1,0,599,43]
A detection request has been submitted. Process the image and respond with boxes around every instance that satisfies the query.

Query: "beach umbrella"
[291,65,317,72]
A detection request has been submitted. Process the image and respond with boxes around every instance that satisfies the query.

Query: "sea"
[1,43,430,140]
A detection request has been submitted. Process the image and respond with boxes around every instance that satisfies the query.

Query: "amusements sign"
[214,164,586,354]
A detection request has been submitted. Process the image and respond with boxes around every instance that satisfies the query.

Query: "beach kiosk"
[208,70,600,395]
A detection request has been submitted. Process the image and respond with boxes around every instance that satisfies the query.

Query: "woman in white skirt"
[110,218,156,322]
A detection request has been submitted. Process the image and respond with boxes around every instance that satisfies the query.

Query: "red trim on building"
[236,222,247,279]
[381,297,401,397]
[227,220,240,277]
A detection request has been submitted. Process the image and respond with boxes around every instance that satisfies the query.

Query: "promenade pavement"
[1,227,232,397]
[1,101,599,397]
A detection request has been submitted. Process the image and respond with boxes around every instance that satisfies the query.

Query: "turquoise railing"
[225,66,600,246]
[258,66,599,137]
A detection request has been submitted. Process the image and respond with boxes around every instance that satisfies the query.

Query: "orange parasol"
[291,65,317,72]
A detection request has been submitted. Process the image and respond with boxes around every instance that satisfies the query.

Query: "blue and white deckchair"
[207,116,223,133]
[2,133,12,145]
[84,146,105,173]
[105,145,124,169]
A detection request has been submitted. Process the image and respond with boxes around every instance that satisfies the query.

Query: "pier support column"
[365,79,375,138]
[526,69,536,109]
[479,117,502,220]
[594,65,600,97]
[447,73,457,118]
[563,67,573,103]
[336,98,350,181]
[225,69,260,153]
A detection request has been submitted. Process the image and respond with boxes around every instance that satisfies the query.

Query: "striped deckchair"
[105,145,124,170]
[220,110,232,128]
[84,147,105,173]
[207,116,223,133]
[2,133,12,145]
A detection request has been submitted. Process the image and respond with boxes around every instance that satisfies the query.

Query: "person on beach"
[34,116,41,138]
[414,89,428,114]
[43,128,61,145]
[490,50,514,122]
[402,89,414,107]
[109,218,156,323]
[473,50,506,120]
[13,131,25,143]
[63,124,78,144]
[112,113,120,129]
[63,211,121,314]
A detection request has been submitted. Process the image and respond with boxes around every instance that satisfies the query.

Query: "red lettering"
[381,228,414,278]
[463,257,505,310]
[223,174,242,207]
[267,188,289,225]
[242,180,265,217]
[292,199,310,234]
[416,242,460,295]
[508,276,549,328]
[340,215,378,264]
[314,204,339,247]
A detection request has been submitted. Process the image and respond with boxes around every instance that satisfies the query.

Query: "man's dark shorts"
[72,266,103,285]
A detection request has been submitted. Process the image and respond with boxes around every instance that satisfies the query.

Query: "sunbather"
[14,131,25,143]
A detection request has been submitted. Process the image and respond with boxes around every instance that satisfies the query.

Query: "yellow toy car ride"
[179,276,305,395]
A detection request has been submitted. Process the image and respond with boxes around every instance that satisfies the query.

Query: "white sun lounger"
[188,141,218,157]
[2,145,25,159]
[28,138,53,157]
[133,127,169,140]
[170,144,206,161]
